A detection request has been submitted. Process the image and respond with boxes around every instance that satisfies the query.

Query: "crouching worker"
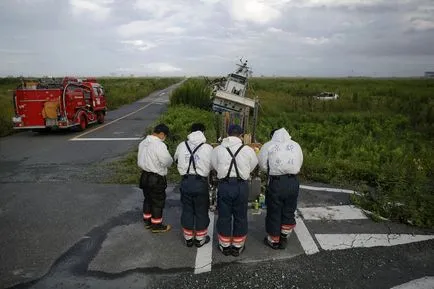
[174,123,213,247]
[138,124,173,233]
[258,127,303,249]
[211,124,258,256]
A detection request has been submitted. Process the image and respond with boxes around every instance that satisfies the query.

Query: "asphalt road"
[0,81,433,289]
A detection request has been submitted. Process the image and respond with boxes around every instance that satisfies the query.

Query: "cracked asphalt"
[1,81,433,289]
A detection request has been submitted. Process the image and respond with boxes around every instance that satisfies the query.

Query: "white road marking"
[70,138,143,141]
[294,213,320,255]
[159,92,166,96]
[194,212,214,274]
[390,276,434,289]
[315,234,434,250]
[70,95,165,140]
[300,185,358,195]
[299,205,368,220]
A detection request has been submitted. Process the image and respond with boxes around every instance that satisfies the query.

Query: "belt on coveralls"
[269,174,296,180]
[218,177,246,183]
[142,170,166,179]
[182,174,207,181]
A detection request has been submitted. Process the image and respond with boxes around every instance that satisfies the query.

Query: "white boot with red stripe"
[143,213,152,229]
[279,224,296,249]
[183,228,194,247]
[231,236,247,257]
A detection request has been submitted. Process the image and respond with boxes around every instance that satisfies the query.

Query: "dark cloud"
[0,0,433,77]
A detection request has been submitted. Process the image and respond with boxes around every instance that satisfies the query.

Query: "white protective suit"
[137,135,173,176]
[174,131,213,177]
[211,136,258,180]
[258,128,303,175]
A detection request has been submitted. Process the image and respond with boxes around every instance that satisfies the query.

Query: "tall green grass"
[0,78,20,137]
[162,77,434,228]
[170,78,211,109]
[251,78,434,137]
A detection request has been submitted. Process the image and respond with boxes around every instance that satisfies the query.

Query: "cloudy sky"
[0,0,433,77]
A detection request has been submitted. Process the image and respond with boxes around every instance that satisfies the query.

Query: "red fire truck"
[12,77,107,132]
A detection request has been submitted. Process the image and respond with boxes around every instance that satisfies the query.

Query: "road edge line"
[70,94,166,140]
[194,212,215,274]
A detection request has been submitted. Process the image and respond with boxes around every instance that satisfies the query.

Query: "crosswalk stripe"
[300,185,358,195]
[389,276,434,289]
[294,214,320,255]
[194,212,214,274]
[315,234,434,250]
[299,205,368,220]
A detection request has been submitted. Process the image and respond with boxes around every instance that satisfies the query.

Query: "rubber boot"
[231,245,245,257]
[219,244,232,256]
[195,236,210,248]
[264,237,280,250]
[185,238,194,247]
[144,219,151,229]
[151,223,172,233]
[279,233,288,249]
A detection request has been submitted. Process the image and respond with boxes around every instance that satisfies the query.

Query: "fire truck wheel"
[79,115,88,131]
[97,111,105,124]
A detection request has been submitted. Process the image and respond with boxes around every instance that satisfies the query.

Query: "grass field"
[110,76,433,228]
[0,77,182,137]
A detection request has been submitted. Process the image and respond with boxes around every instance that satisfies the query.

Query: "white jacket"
[137,135,173,176]
[258,128,303,175]
[174,131,213,177]
[211,136,258,180]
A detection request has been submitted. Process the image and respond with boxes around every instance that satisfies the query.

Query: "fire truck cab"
[12,77,107,132]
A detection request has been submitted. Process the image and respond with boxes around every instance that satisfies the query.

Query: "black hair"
[153,123,170,136]
[228,124,243,136]
[191,123,206,132]
[270,128,278,138]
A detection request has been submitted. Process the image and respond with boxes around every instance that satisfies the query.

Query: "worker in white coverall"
[174,123,213,248]
[211,124,258,257]
[138,123,173,233]
[258,127,303,249]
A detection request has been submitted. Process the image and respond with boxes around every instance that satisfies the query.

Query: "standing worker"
[138,123,173,233]
[174,123,213,247]
[258,127,303,249]
[211,124,258,256]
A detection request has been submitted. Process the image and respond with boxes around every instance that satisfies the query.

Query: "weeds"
[170,78,211,109]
